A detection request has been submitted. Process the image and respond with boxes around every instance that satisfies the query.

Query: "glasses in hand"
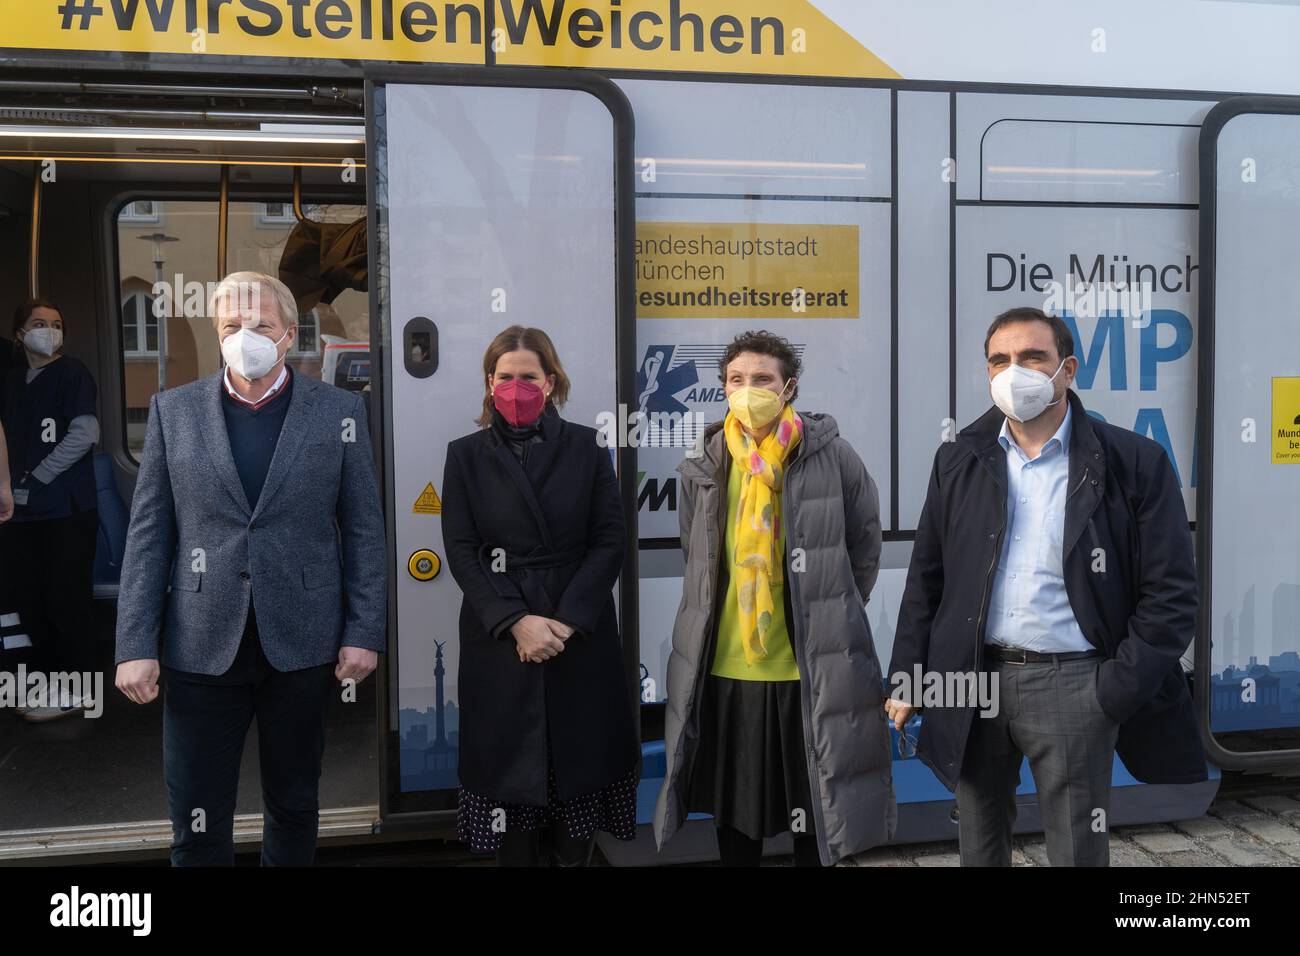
[886,712,917,758]
[895,727,918,759]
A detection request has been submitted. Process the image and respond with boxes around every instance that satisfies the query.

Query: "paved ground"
[125,786,1300,866]
[837,790,1300,866]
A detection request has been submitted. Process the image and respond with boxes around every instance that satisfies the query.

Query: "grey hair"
[208,271,298,329]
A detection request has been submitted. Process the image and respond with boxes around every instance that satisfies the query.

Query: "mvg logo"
[637,471,677,513]
[49,886,151,936]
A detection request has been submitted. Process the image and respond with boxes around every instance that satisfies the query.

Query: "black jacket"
[1,354,98,522]
[889,390,1207,792]
[441,407,638,805]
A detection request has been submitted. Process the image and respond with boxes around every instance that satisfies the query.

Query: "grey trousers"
[956,654,1119,866]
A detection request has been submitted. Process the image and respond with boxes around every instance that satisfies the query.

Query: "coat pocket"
[1093,658,1120,725]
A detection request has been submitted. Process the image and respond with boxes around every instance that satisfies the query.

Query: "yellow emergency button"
[408,549,441,581]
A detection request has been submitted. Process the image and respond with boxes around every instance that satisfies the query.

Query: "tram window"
[120,290,159,356]
[294,307,321,356]
[409,331,431,365]
[979,119,1195,205]
[259,201,300,226]
[115,199,369,458]
[118,199,162,224]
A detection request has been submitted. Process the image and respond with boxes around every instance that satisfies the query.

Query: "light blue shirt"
[985,404,1093,653]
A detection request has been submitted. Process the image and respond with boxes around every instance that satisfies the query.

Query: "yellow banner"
[635,221,860,319]
[1,1,899,77]
[1272,376,1300,464]
[0,0,482,63]
[493,0,898,78]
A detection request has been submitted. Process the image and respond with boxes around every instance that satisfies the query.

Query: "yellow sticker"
[0,2,900,79]
[413,481,444,514]
[1273,377,1300,464]
[0,0,480,64]
[494,0,900,79]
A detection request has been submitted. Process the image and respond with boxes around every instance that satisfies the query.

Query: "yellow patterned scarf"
[723,404,803,665]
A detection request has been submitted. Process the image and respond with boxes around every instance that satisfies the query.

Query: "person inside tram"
[0,420,11,522]
[0,420,17,677]
[440,325,639,867]
[113,271,388,867]
[0,297,101,721]
[0,321,16,382]
[653,329,896,867]
[0,320,17,660]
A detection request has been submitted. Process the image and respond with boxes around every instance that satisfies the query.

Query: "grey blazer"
[114,370,388,674]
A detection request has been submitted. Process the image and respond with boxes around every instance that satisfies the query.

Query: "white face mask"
[21,326,62,357]
[221,326,290,381]
[989,359,1067,423]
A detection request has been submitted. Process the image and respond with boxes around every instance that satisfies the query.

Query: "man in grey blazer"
[114,271,387,866]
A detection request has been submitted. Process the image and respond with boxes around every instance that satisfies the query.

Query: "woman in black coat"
[442,325,639,867]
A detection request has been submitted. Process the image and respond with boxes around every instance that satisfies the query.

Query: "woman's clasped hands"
[511,613,576,663]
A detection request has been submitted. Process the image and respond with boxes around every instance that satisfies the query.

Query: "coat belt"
[477,543,584,614]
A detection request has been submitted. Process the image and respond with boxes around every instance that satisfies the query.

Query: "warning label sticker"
[1272,377,1300,464]
[413,481,443,514]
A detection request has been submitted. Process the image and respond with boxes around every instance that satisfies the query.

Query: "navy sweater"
[220,368,293,511]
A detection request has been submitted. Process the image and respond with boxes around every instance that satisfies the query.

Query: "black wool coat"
[441,407,639,805]
[889,390,1208,792]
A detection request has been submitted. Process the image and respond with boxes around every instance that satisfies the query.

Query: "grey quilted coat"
[653,412,897,865]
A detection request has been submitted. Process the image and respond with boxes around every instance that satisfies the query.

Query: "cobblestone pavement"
[837,791,1300,867]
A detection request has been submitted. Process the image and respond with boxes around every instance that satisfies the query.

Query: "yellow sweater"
[710,460,800,681]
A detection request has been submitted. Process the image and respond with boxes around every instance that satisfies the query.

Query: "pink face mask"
[493,379,546,426]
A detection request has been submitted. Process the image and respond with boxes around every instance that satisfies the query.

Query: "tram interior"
[0,74,381,859]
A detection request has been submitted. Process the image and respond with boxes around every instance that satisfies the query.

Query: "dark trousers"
[162,607,335,866]
[0,510,97,674]
[956,654,1119,867]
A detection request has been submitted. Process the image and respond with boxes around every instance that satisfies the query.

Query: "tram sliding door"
[364,72,638,818]
[1197,97,1300,773]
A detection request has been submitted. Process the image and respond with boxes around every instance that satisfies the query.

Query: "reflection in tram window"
[410,332,431,365]
[116,201,369,458]
[120,290,159,356]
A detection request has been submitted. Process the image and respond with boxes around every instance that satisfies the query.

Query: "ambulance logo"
[636,342,807,418]
[636,345,700,417]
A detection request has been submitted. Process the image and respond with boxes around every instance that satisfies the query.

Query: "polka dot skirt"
[457,761,639,854]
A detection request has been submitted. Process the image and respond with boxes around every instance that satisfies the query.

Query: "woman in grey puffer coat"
[652,333,897,866]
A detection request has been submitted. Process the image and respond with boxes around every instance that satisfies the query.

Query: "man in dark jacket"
[115,272,387,866]
[887,306,1206,866]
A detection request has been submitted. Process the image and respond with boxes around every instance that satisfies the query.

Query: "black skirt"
[456,758,637,855]
[685,674,815,841]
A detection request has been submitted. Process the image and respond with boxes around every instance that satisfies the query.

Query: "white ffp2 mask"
[21,327,62,357]
[222,327,289,380]
[989,360,1066,423]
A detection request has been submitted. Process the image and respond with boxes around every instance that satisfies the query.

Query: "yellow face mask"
[727,379,789,431]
